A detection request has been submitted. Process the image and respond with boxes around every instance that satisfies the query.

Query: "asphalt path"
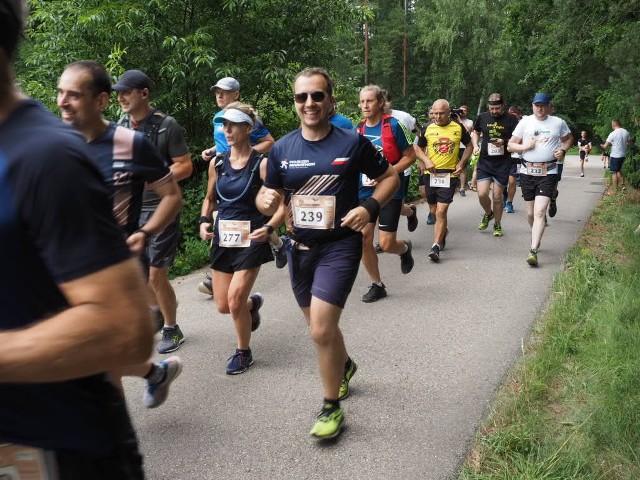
[124,156,606,480]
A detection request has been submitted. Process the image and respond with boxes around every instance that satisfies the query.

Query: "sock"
[373,281,384,287]
[163,324,176,331]
[401,242,409,254]
[144,363,166,385]
[322,398,340,411]
[273,236,283,249]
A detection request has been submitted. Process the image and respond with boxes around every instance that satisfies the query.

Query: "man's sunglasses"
[294,91,327,104]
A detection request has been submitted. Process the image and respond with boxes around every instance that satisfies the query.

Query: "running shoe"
[338,358,358,400]
[407,204,418,232]
[249,293,263,332]
[198,273,213,296]
[549,190,558,218]
[478,211,494,230]
[505,201,514,213]
[440,227,449,251]
[459,188,466,197]
[426,213,436,225]
[428,244,440,262]
[309,404,345,440]
[527,249,538,267]
[362,283,387,303]
[144,356,183,408]
[271,238,287,269]
[400,240,414,274]
[157,325,185,354]
[493,223,503,237]
[226,348,254,375]
[374,242,384,254]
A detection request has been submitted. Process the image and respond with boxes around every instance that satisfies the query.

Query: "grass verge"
[459,190,640,480]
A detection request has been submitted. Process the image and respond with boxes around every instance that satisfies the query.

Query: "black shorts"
[579,150,586,160]
[376,198,403,232]
[520,174,559,201]
[210,242,273,273]
[476,157,511,187]
[287,234,362,309]
[425,176,460,205]
[139,211,180,269]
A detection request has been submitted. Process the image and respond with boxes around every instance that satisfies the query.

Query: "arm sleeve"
[263,144,283,189]
[461,128,472,146]
[249,119,271,144]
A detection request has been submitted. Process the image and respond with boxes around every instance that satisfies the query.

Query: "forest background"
[14,0,640,274]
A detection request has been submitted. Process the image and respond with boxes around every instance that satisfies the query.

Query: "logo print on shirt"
[331,157,349,165]
[280,159,289,170]
[435,137,454,154]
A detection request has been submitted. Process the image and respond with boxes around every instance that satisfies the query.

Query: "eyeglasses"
[293,91,327,104]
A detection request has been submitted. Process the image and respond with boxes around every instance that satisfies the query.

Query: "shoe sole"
[400,241,414,274]
[250,293,263,332]
[338,361,358,400]
[428,252,440,262]
[527,257,538,266]
[407,205,418,232]
[198,284,213,295]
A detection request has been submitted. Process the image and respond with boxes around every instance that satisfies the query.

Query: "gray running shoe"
[157,325,185,354]
[144,356,183,408]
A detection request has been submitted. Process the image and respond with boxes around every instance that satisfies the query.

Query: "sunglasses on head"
[293,91,327,103]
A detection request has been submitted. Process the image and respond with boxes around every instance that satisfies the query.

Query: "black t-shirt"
[473,111,519,160]
[0,100,135,454]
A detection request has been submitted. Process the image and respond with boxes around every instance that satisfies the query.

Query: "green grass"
[459,191,640,480]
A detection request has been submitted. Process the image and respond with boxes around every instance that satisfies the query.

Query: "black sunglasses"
[294,91,327,104]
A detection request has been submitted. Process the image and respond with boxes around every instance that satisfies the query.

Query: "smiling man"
[256,68,399,440]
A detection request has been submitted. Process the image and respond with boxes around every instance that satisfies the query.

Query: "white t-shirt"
[606,127,630,158]
[513,115,571,174]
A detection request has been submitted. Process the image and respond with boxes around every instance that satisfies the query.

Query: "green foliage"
[460,195,640,479]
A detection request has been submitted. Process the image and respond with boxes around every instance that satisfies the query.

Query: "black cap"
[112,69,151,92]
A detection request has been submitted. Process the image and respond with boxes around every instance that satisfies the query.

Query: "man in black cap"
[114,69,193,354]
[0,1,152,477]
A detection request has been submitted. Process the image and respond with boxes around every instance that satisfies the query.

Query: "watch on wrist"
[135,228,152,240]
[199,215,212,225]
[265,224,275,234]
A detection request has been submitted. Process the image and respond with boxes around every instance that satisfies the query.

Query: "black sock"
[323,398,340,411]
[344,358,352,373]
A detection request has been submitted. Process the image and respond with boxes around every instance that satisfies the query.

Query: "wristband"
[360,197,380,223]
[135,228,152,240]
[265,224,275,234]
[199,216,212,225]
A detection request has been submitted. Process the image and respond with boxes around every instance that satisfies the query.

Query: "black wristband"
[135,228,152,240]
[199,216,212,225]
[265,224,275,234]
[360,197,380,223]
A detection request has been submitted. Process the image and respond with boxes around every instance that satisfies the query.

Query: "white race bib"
[429,173,451,188]
[525,163,548,176]
[487,142,504,156]
[291,195,336,230]
[218,220,251,247]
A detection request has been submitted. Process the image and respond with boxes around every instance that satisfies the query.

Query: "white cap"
[213,108,254,126]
